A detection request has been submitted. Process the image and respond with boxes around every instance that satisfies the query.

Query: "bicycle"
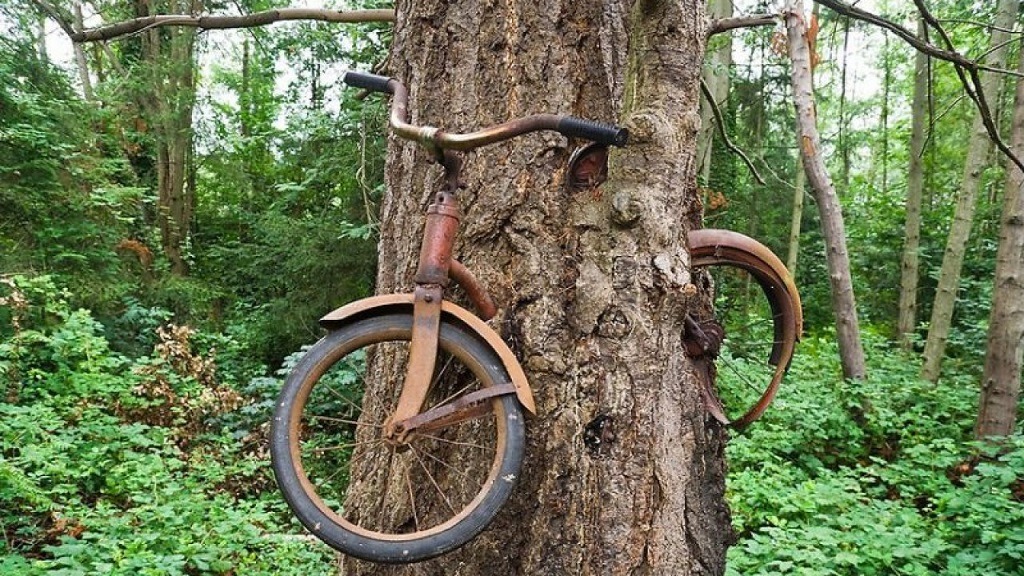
[270,71,802,564]
[270,71,628,563]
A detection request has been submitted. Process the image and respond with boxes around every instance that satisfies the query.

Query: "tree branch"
[708,14,777,36]
[813,0,1024,175]
[938,18,1023,35]
[31,0,75,38]
[34,3,395,43]
[699,78,765,185]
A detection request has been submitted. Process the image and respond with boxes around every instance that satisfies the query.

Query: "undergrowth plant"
[725,331,1024,575]
[0,275,336,575]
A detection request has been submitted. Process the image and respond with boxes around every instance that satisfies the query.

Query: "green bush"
[726,333,1024,575]
[0,276,335,574]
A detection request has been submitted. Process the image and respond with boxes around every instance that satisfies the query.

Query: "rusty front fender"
[318,294,536,415]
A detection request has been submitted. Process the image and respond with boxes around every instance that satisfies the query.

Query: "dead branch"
[31,0,394,43]
[699,78,765,185]
[938,18,1023,35]
[708,14,777,36]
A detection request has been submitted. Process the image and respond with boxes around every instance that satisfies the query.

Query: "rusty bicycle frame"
[327,73,805,437]
[318,73,628,444]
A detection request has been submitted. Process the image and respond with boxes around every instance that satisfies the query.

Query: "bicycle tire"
[270,312,525,563]
[689,229,802,428]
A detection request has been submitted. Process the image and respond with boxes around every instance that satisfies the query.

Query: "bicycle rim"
[271,313,524,562]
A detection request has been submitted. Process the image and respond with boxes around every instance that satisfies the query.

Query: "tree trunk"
[880,32,890,196]
[139,0,198,277]
[837,17,850,195]
[785,0,866,380]
[72,2,94,101]
[36,13,46,59]
[897,19,929,350]
[697,0,732,184]
[921,0,1018,382]
[342,1,730,574]
[975,43,1024,439]
[787,155,804,275]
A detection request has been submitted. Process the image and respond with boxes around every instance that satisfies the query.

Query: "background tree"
[920,0,1018,382]
[976,38,1024,439]
[897,18,929,350]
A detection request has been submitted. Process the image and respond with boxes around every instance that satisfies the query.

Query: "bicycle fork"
[385,152,508,441]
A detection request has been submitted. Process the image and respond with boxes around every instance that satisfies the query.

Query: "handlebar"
[343,71,629,150]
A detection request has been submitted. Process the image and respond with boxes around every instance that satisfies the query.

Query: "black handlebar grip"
[343,71,395,94]
[557,116,629,147]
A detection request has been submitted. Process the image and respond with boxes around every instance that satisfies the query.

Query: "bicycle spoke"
[719,356,765,394]
[311,439,381,454]
[414,444,478,483]
[410,446,457,516]
[405,465,420,533]
[725,339,786,350]
[321,384,364,416]
[375,449,397,530]
[418,433,492,451]
[432,355,456,388]
[434,379,477,409]
[310,415,383,428]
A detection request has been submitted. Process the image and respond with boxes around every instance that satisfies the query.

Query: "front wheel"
[270,313,525,563]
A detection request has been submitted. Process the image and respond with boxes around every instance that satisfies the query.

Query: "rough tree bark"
[897,18,929,351]
[921,0,1018,382]
[344,0,730,574]
[976,43,1024,439]
[785,0,866,379]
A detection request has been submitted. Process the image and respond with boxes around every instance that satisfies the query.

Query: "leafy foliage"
[726,335,1024,575]
[0,276,335,574]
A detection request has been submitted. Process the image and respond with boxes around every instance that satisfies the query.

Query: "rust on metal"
[386,284,444,438]
[384,81,566,152]
[688,228,802,429]
[681,314,724,359]
[394,383,517,434]
[414,190,461,286]
[317,294,537,415]
[566,143,610,190]
[450,260,497,320]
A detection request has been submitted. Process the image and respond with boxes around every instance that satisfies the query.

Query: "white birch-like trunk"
[697,0,732,184]
[785,0,866,379]
[787,155,804,275]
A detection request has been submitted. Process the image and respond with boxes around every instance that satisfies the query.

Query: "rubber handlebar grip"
[557,116,629,147]
[343,71,394,94]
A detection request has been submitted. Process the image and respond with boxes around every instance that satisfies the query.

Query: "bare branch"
[813,0,1024,175]
[699,78,765,185]
[52,7,395,43]
[939,18,1023,36]
[708,14,777,36]
[31,0,75,37]
[813,0,972,67]
[99,42,125,75]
